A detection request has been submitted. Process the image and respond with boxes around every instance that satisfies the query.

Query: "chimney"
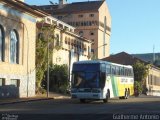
[59,0,67,8]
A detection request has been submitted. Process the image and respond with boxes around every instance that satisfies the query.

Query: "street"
[0,95,160,120]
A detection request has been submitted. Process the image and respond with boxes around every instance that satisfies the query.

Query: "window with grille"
[10,30,19,64]
[0,78,5,86]
[0,25,5,62]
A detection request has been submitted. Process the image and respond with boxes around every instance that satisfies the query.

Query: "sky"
[25,0,160,54]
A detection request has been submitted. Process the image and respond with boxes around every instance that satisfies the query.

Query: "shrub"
[134,81,142,95]
[42,64,70,95]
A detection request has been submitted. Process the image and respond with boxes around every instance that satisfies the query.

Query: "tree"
[133,60,149,82]
[42,64,70,94]
[36,21,61,93]
[133,60,149,94]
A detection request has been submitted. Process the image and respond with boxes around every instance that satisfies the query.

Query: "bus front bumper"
[71,93,103,100]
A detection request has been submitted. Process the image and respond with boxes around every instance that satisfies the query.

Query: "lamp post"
[47,37,50,98]
[46,25,55,98]
[39,20,52,98]
[40,21,50,98]
[92,43,107,60]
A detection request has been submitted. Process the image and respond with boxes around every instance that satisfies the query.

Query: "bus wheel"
[119,97,123,99]
[127,88,130,98]
[103,90,110,103]
[124,90,129,99]
[80,99,86,103]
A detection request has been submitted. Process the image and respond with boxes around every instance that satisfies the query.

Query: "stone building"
[0,0,46,98]
[36,0,111,59]
[37,16,92,83]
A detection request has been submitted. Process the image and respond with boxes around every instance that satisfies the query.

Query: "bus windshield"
[72,72,100,88]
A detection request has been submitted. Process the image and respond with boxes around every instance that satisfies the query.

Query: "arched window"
[10,30,19,64]
[0,25,5,62]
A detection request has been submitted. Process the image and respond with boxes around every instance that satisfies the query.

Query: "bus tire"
[127,88,130,98]
[103,90,110,103]
[121,89,128,99]
[124,90,129,99]
[119,97,123,99]
[80,99,86,103]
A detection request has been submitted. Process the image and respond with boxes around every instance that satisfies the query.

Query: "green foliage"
[54,45,62,51]
[134,81,142,94]
[91,54,97,60]
[133,60,149,82]
[36,87,46,94]
[36,23,56,92]
[133,61,149,95]
[42,64,70,94]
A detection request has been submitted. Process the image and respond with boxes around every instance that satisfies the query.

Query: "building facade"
[102,52,160,96]
[147,67,160,96]
[0,0,46,98]
[36,0,111,59]
[38,16,92,65]
[37,16,92,83]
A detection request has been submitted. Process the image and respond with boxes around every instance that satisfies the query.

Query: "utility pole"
[92,43,107,60]
[153,45,155,64]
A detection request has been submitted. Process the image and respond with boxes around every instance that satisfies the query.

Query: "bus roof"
[73,60,133,68]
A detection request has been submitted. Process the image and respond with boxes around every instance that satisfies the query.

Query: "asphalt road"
[0,95,160,120]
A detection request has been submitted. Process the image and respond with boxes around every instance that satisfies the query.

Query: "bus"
[71,60,134,103]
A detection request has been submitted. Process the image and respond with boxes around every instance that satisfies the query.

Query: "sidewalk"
[0,92,71,105]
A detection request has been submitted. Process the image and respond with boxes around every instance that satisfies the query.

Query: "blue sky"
[26,0,160,54]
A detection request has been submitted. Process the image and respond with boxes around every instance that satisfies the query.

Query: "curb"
[0,98,54,105]
[53,96,71,99]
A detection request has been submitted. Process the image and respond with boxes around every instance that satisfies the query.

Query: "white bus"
[71,60,134,103]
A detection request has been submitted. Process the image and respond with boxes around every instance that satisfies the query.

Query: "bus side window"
[125,68,128,76]
[128,69,131,76]
[131,69,134,77]
[120,67,124,76]
[111,66,116,75]
[127,68,131,76]
[116,67,120,76]
[100,72,106,88]
[106,65,111,74]
[127,69,130,76]
[101,64,106,72]
[129,68,133,77]
[124,68,127,76]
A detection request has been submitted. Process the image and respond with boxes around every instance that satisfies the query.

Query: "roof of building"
[36,0,104,14]
[1,0,48,17]
[101,52,150,65]
[101,51,160,70]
